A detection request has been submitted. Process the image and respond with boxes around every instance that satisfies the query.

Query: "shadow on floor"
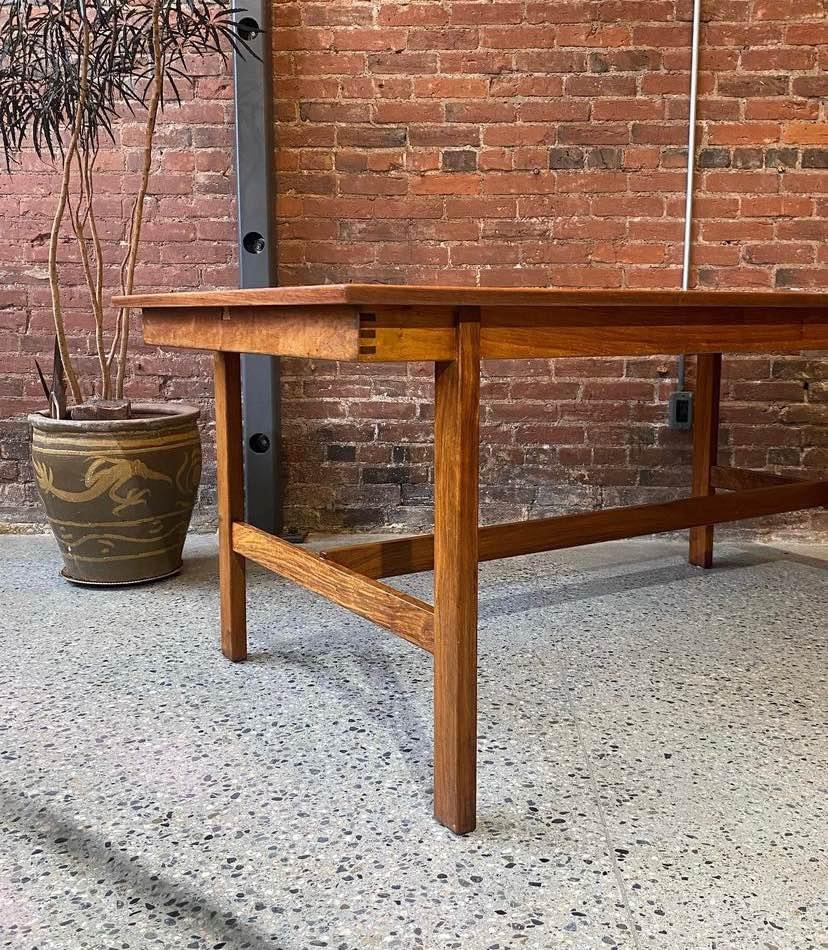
[246,642,433,793]
[0,786,286,950]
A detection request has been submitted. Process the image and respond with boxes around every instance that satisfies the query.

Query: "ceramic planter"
[29,403,201,585]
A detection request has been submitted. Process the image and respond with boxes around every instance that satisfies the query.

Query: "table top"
[117,283,828,362]
[117,283,828,311]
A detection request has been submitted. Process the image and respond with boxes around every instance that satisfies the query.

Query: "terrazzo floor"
[1,533,826,950]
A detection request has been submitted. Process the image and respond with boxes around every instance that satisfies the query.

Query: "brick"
[708,123,781,145]
[631,123,686,146]
[514,50,588,73]
[404,29,479,52]
[745,244,814,265]
[447,102,517,123]
[741,48,815,71]
[792,76,828,98]
[786,23,828,44]
[518,101,591,123]
[441,150,478,172]
[765,147,799,168]
[705,170,780,194]
[378,4,449,26]
[699,148,731,169]
[588,49,661,72]
[566,75,637,97]
[411,173,480,195]
[754,0,823,18]
[413,76,488,98]
[784,172,828,194]
[776,267,828,288]
[362,466,412,485]
[586,147,623,170]
[782,123,828,145]
[548,148,585,170]
[559,123,630,146]
[367,52,438,75]
[802,150,828,169]
[337,127,407,148]
[718,75,789,97]
[592,99,666,121]
[490,76,564,97]
[452,3,523,25]
[732,148,764,169]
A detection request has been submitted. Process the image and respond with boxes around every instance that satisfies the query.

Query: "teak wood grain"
[121,284,828,362]
[143,305,360,359]
[214,351,247,661]
[232,522,434,653]
[432,310,480,835]
[477,310,828,358]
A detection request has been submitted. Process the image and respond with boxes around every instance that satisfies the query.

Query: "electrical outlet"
[668,391,694,430]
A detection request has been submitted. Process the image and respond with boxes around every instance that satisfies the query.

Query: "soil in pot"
[29,403,202,585]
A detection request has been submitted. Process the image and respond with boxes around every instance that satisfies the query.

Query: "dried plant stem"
[68,150,109,398]
[83,152,110,398]
[48,17,91,407]
[114,0,163,399]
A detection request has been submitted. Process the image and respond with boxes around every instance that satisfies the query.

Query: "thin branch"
[82,150,110,397]
[69,148,109,398]
[47,10,91,407]
[115,0,163,399]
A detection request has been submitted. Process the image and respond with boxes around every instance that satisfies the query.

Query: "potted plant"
[0,0,248,584]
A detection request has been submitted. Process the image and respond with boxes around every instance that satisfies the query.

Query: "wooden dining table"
[115,283,828,835]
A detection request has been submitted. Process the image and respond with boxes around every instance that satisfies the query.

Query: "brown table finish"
[117,284,828,835]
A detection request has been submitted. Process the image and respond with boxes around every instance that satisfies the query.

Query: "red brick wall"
[2,0,826,539]
[275,0,827,537]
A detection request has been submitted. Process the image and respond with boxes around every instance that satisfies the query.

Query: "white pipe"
[681,0,702,291]
[677,0,703,391]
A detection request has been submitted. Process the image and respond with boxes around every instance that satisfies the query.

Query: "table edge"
[115,283,828,311]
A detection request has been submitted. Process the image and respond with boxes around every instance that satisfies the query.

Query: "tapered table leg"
[214,351,247,660]
[433,311,480,834]
[689,352,722,568]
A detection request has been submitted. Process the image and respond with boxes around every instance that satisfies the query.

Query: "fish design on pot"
[33,456,173,515]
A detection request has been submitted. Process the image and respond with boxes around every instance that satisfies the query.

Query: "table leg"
[433,312,480,835]
[689,352,722,568]
[214,351,247,661]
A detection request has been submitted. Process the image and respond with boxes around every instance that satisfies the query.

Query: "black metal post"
[232,2,281,533]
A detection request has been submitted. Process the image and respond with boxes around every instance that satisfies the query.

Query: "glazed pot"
[29,403,201,585]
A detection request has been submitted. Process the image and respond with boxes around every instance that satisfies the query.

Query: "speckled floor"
[1,534,826,950]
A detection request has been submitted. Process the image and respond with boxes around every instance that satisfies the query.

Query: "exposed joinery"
[321,480,828,580]
[232,522,434,653]
[358,307,456,361]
